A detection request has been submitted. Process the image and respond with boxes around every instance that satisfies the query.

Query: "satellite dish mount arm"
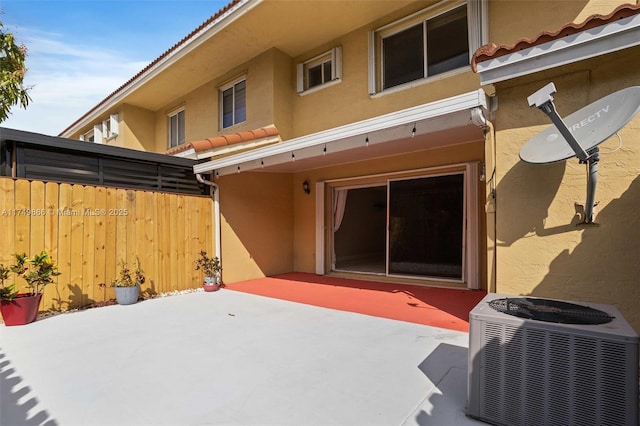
[527,83,597,223]
[527,83,590,162]
[582,147,599,224]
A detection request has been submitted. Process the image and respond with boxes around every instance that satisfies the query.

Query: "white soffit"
[61,0,257,137]
[476,13,640,85]
[193,89,489,176]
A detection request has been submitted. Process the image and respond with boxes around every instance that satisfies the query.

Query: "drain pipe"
[196,173,222,269]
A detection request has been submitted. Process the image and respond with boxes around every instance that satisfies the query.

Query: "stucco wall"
[121,104,155,151]
[488,1,623,46]
[493,47,640,331]
[150,48,292,152]
[216,172,294,284]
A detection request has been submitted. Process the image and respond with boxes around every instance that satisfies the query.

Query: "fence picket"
[93,186,107,303]
[14,180,30,255]
[56,183,73,311]
[43,182,60,310]
[0,179,15,264]
[30,180,46,255]
[81,186,96,306]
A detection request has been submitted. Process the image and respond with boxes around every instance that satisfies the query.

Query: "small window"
[369,1,485,94]
[101,114,119,141]
[297,47,342,93]
[81,129,95,143]
[82,114,118,143]
[220,78,246,129]
[168,109,185,148]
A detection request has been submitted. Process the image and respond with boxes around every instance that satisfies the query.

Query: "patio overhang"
[193,89,491,177]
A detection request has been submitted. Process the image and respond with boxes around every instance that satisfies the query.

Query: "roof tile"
[472,3,640,71]
[164,125,280,156]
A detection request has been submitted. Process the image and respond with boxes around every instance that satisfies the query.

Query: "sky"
[1,0,230,136]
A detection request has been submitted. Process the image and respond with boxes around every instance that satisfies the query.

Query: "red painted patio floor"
[227,273,486,332]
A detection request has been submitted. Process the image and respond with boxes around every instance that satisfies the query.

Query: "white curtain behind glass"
[331,188,348,268]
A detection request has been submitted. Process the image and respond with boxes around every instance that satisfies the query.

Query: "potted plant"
[0,251,61,326]
[112,257,145,305]
[195,251,222,291]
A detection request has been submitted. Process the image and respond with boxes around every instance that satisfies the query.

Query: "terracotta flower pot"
[203,276,221,292]
[0,293,43,326]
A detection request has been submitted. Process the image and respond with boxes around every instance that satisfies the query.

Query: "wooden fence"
[0,177,214,312]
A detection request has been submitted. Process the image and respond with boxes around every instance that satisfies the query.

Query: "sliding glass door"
[333,186,387,273]
[388,174,464,279]
[332,172,465,281]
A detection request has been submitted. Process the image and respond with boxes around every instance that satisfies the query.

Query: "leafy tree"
[0,20,31,122]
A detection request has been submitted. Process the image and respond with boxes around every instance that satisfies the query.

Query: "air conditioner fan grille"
[488,297,614,324]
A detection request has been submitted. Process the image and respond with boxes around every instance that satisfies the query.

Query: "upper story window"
[168,108,185,148]
[297,47,342,94]
[102,114,119,140]
[369,0,487,94]
[80,114,118,144]
[81,129,95,143]
[220,78,246,129]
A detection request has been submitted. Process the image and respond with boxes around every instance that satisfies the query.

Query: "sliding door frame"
[317,162,479,289]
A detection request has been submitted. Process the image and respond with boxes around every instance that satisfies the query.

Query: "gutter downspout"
[196,173,222,274]
[471,105,495,292]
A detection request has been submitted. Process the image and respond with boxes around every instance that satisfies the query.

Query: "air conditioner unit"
[467,293,639,426]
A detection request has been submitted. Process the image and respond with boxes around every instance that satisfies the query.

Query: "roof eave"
[59,0,260,138]
[476,13,640,85]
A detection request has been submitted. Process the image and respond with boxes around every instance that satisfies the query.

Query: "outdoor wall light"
[303,180,311,195]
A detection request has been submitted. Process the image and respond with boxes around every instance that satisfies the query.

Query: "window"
[297,47,342,93]
[369,0,487,94]
[81,129,95,143]
[80,114,118,143]
[168,109,185,148]
[102,114,119,141]
[220,78,246,129]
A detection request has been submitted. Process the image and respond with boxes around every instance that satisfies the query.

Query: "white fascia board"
[193,89,488,174]
[477,13,640,85]
[61,0,259,137]
[172,148,197,158]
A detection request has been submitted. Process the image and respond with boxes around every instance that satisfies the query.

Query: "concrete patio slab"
[1,290,484,426]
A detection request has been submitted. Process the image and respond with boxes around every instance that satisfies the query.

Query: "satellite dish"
[521,84,640,164]
[521,83,640,223]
